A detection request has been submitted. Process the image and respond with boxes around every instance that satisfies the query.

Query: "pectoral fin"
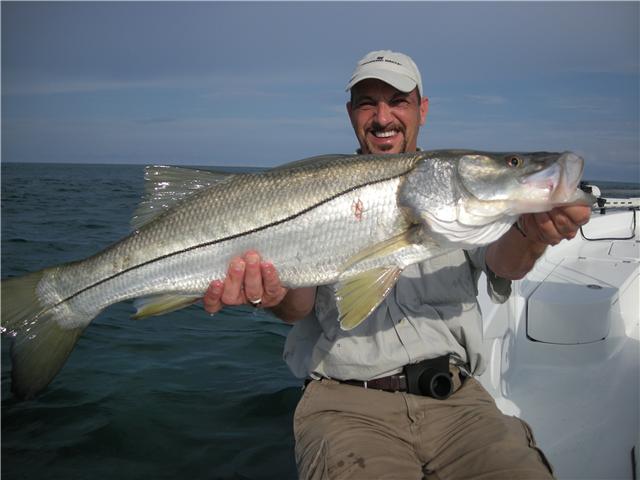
[132,294,201,319]
[335,266,402,331]
[340,229,415,273]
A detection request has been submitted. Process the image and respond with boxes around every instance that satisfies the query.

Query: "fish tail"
[1,269,88,399]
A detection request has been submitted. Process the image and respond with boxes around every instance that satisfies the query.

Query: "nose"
[374,102,393,125]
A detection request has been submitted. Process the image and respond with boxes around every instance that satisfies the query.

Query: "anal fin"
[132,294,201,319]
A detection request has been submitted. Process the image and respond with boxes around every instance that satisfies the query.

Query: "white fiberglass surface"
[477,210,639,479]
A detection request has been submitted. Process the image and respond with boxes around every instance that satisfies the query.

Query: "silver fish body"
[1,150,593,398]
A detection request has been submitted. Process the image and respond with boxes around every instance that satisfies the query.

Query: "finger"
[548,208,579,238]
[261,261,288,307]
[516,213,534,238]
[243,251,264,304]
[530,212,561,245]
[221,257,246,305]
[556,204,591,227]
[530,212,555,244]
[203,280,224,314]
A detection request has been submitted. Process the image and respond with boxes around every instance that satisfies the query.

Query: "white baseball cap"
[346,50,423,96]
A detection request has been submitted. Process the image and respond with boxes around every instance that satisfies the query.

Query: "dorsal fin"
[131,165,235,230]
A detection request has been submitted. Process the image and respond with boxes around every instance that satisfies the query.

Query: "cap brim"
[346,69,417,94]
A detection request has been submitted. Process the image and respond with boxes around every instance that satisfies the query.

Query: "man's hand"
[203,250,288,314]
[487,204,591,280]
[518,204,591,245]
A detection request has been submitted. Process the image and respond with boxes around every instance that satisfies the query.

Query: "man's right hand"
[203,250,289,314]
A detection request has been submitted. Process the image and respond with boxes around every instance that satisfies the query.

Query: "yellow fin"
[132,294,201,319]
[336,266,402,331]
[341,229,415,273]
[2,269,87,399]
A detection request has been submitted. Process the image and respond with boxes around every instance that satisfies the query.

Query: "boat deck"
[477,209,639,479]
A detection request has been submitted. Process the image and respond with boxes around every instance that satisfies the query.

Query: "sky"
[1,1,639,181]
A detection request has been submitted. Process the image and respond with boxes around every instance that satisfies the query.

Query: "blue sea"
[2,163,639,480]
[1,163,301,480]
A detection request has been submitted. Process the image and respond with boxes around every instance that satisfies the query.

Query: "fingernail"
[246,253,259,265]
[231,260,245,272]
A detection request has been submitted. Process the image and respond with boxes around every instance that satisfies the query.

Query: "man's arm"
[202,250,316,323]
[486,205,591,280]
[270,287,317,323]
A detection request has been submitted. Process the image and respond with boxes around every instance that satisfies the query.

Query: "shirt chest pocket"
[395,251,479,306]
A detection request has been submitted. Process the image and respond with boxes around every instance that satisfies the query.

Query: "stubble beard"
[363,133,407,155]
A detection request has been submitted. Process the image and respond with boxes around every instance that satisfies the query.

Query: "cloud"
[464,94,507,106]
[2,68,341,99]
[2,2,637,180]
[136,117,179,125]
[2,74,187,96]
[545,95,623,115]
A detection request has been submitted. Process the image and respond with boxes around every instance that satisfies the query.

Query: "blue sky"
[2,1,638,181]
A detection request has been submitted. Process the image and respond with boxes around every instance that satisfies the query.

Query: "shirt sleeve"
[465,245,512,303]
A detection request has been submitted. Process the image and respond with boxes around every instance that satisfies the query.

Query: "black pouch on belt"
[404,354,453,400]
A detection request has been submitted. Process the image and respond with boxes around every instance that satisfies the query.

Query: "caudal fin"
[1,270,86,399]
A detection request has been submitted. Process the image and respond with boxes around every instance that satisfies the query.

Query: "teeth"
[374,130,397,138]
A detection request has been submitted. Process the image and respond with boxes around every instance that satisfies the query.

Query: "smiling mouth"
[372,129,400,138]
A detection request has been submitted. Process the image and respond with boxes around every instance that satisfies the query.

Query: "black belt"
[341,374,408,392]
[307,355,464,399]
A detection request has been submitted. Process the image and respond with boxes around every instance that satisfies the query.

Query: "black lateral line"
[52,170,411,308]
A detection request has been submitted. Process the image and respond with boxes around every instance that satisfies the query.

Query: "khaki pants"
[294,377,554,480]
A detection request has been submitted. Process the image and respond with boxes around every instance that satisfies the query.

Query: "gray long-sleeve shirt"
[283,246,511,380]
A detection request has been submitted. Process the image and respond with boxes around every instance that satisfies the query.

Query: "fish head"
[457,151,590,215]
[400,150,593,249]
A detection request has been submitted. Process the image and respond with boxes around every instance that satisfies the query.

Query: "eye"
[356,100,375,109]
[506,156,523,168]
[391,97,409,106]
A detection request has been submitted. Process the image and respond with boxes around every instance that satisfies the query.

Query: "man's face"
[347,79,428,155]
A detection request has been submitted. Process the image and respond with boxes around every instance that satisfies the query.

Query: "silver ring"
[249,298,262,307]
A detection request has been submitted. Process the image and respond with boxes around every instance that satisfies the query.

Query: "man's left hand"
[518,204,591,245]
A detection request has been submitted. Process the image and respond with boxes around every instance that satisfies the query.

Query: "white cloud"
[464,94,507,106]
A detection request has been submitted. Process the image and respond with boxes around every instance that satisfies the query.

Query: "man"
[203,50,591,478]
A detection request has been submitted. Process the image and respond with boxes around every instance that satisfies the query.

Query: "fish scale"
[65,176,405,314]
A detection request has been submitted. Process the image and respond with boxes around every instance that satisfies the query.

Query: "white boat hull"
[477,209,639,479]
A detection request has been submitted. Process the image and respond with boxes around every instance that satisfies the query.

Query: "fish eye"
[506,156,523,168]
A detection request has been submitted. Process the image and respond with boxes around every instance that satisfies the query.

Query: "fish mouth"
[519,162,560,200]
[555,151,584,201]
[519,152,584,202]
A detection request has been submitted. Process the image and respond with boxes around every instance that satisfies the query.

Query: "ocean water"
[2,163,639,480]
[582,179,640,199]
[1,163,300,480]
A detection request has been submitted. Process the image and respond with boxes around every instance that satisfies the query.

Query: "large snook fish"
[2,150,593,398]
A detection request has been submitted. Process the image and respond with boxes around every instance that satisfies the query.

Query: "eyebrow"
[352,91,412,104]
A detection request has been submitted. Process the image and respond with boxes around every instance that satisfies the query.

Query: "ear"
[419,96,429,126]
[346,101,357,129]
